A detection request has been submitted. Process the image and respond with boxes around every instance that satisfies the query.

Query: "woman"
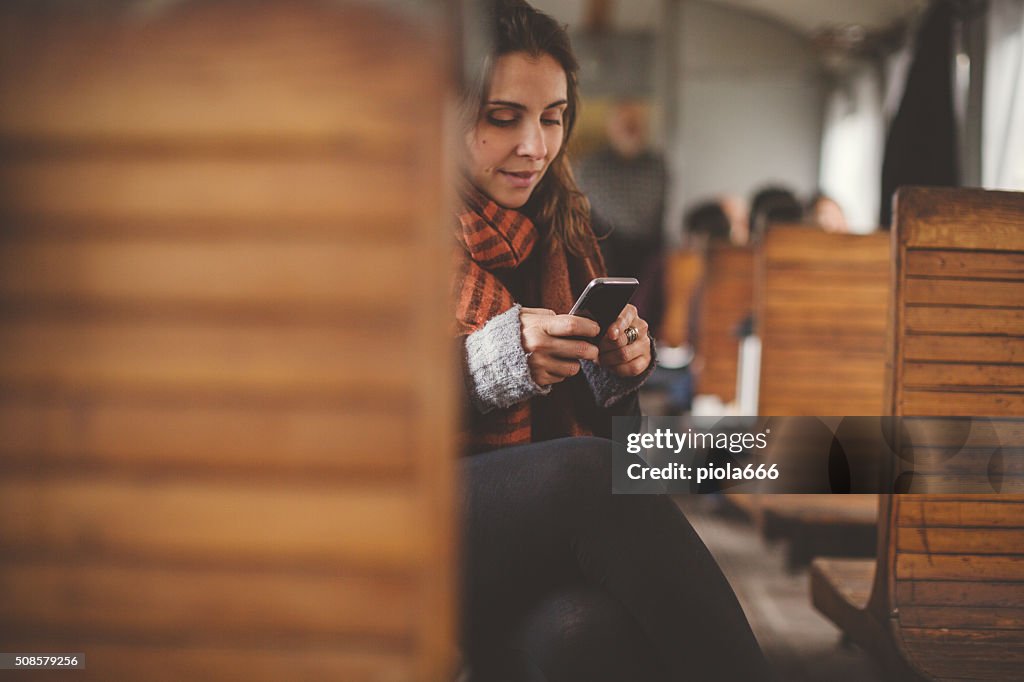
[457,2,774,680]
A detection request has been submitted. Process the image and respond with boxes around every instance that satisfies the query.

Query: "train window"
[983,0,1024,190]
[819,67,884,232]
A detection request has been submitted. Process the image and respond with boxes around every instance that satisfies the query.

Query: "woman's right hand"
[520,308,601,387]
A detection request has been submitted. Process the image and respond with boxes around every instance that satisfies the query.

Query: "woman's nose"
[516,122,547,159]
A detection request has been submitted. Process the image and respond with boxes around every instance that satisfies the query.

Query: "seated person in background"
[805,191,850,234]
[748,185,804,244]
[455,2,774,680]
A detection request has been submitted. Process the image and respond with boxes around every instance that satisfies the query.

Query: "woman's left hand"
[597,304,652,378]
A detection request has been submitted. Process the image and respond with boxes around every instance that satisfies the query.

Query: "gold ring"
[624,326,639,345]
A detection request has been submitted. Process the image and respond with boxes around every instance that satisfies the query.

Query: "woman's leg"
[461,436,774,681]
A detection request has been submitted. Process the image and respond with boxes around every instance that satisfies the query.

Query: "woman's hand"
[597,304,652,378]
[520,308,600,387]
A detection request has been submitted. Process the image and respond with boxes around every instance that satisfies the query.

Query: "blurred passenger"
[684,200,733,250]
[576,99,667,279]
[748,185,803,244]
[805,191,850,234]
[635,199,730,347]
[454,2,774,680]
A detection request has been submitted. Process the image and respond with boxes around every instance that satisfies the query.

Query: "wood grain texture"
[896,187,1024,251]
[0,397,415,478]
[0,559,416,640]
[0,1,457,679]
[757,227,889,416]
[696,246,754,402]
[814,188,1024,682]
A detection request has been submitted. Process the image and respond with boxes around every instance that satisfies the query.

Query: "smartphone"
[568,277,639,342]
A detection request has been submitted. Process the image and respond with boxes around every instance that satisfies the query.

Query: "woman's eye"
[542,117,562,126]
[486,114,516,127]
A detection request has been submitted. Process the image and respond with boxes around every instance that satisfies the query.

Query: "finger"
[521,307,556,316]
[601,316,648,352]
[545,337,600,362]
[606,349,652,377]
[605,304,638,343]
[600,332,651,365]
[546,314,600,339]
[536,356,582,379]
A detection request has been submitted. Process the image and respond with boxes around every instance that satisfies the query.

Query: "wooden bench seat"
[739,227,890,564]
[696,245,754,404]
[811,187,1024,681]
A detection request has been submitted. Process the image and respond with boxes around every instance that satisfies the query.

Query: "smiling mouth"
[500,170,539,188]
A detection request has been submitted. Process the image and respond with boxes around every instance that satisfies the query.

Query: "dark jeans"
[460,437,774,682]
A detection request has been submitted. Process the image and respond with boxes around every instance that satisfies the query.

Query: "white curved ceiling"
[535,0,923,35]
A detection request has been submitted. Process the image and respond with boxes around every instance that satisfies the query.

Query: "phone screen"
[569,277,639,340]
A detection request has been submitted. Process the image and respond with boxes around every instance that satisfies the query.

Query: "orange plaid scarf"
[454,187,604,453]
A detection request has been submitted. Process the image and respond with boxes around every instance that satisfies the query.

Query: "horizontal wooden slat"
[897,580,1024,607]
[0,318,414,396]
[762,228,891,262]
[0,399,413,478]
[763,269,890,288]
[894,475,1024,494]
[759,377,883,400]
[906,250,1024,280]
[899,605,1024,629]
[0,639,412,682]
[0,2,438,143]
[0,239,415,311]
[904,278,1024,308]
[898,498,1024,527]
[903,335,1024,364]
[901,647,1024,681]
[0,477,423,569]
[897,527,1024,555]
[762,341,887,362]
[0,157,414,223]
[903,362,1024,389]
[900,390,1024,417]
[759,284,888,305]
[906,305,1024,335]
[898,418,1024,447]
[763,300,892,321]
[0,560,415,639]
[897,187,1024,251]
[903,447,1024,475]
[896,554,1024,581]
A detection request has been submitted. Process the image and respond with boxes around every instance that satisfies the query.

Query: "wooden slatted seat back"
[880,187,1024,681]
[658,249,704,348]
[0,2,456,680]
[695,245,754,403]
[758,225,890,416]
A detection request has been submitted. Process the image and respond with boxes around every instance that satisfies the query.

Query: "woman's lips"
[499,170,538,188]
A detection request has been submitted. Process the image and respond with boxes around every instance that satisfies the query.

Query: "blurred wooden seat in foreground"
[812,187,1024,681]
[0,2,456,680]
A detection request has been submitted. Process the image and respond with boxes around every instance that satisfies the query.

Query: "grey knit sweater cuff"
[581,339,657,408]
[463,305,551,414]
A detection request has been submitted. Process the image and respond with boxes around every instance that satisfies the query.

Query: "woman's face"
[465,51,568,209]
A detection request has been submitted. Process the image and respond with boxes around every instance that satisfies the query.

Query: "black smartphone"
[568,277,639,342]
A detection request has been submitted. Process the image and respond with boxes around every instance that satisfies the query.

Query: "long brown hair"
[462,0,593,257]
